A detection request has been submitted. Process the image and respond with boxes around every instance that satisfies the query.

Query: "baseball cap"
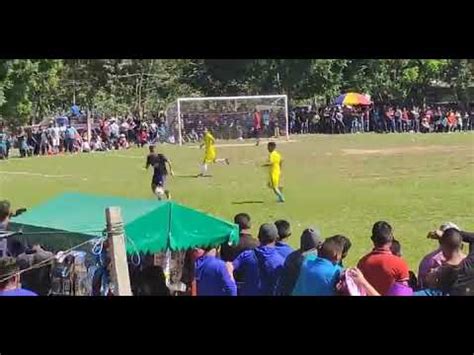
[300,227,322,251]
[258,223,279,244]
[439,222,460,232]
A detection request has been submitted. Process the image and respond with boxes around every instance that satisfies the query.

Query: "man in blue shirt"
[0,257,37,296]
[232,223,285,296]
[275,220,294,259]
[292,236,345,296]
[195,247,237,296]
[65,125,78,153]
[277,227,322,295]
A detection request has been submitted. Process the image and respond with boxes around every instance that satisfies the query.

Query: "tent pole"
[105,207,132,296]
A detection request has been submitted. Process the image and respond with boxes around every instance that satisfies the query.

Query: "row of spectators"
[2,198,472,296]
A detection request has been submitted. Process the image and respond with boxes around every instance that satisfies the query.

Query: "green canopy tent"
[10,193,240,254]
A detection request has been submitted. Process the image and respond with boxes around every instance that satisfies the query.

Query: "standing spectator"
[357,221,410,295]
[394,107,402,132]
[39,129,49,155]
[0,257,37,296]
[0,200,11,231]
[390,239,418,290]
[441,229,474,295]
[277,227,322,295]
[253,109,262,146]
[447,110,457,132]
[194,247,237,296]
[462,111,470,131]
[455,110,462,132]
[0,127,7,159]
[231,223,285,296]
[274,220,294,259]
[332,234,352,267]
[385,107,395,133]
[262,110,270,136]
[50,123,60,154]
[65,125,78,153]
[418,222,465,288]
[411,107,420,132]
[401,107,409,132]
[220,213,258,263]
[292,236,345,296]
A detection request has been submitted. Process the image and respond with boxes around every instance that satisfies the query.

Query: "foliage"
[0,59,472,127]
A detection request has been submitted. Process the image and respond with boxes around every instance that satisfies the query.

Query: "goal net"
[165,95,288,145]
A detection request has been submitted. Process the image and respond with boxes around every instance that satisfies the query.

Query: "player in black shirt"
[145,145,174,200]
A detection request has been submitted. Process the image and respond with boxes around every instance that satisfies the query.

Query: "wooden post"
[105,207,132,296]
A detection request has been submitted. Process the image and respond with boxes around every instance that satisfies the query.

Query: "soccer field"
[1,133,473,270]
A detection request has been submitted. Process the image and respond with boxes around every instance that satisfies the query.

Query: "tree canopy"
[0,59,471,128]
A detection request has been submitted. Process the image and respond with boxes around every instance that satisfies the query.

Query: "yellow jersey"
[204,132,215,150]
[269,150,281,176]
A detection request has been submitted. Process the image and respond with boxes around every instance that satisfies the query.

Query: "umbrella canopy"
[10,193,239,254]
[334,93,372,106]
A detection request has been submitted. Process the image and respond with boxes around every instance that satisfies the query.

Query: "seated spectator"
[195,247,237,296]
[277,227,322,295]
[0,257,37,296]
[220,213,258,262]
[292,235,346,296]
[118,134,130,149]
[357,221,410,295]
[418,222,465,288]
[274,219,294,259]
[231,223,285,296]
[82,139,91,153]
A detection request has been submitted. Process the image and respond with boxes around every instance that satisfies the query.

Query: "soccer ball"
[154,187,166,200]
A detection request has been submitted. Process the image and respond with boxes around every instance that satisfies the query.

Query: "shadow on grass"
[232,200,264,205]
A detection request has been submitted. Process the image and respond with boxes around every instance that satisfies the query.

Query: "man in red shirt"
[253,109,262,146]
[357,221,409,295]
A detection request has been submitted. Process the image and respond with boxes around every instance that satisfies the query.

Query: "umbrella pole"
[105,207,132,296]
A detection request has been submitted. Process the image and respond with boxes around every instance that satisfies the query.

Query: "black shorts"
[152,175,166,188]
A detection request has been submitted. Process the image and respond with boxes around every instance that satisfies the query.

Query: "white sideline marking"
[1,171,75,179]
[187,139,298,149]
[106,154,142,159]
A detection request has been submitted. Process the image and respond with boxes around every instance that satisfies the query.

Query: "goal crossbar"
[176,94,289,145]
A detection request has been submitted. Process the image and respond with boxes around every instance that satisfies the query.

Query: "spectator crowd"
[1,103,473,160]
[1,198,473,297]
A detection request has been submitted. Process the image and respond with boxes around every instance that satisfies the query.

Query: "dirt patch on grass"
[342,145,470,156]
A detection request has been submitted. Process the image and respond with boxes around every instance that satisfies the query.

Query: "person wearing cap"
[276,227,322,296]
[357,221,410,296]
[230,223,285,296]
[418,222,465,289]
[0,257,37,296]
[292,235,346,296]
[274,220,294,259]
[194,246,237,296]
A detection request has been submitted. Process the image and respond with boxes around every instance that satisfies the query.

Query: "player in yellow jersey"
[198,128,229,177]
[263,142,285,202]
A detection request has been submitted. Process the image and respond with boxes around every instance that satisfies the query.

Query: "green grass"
[1,133,473,270]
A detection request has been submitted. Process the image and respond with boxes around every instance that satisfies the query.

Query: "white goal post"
[173,94,289,145]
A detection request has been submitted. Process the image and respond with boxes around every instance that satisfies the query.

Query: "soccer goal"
[165,95,289,145]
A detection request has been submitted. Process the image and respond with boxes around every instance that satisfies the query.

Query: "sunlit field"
[1,132,473,269]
